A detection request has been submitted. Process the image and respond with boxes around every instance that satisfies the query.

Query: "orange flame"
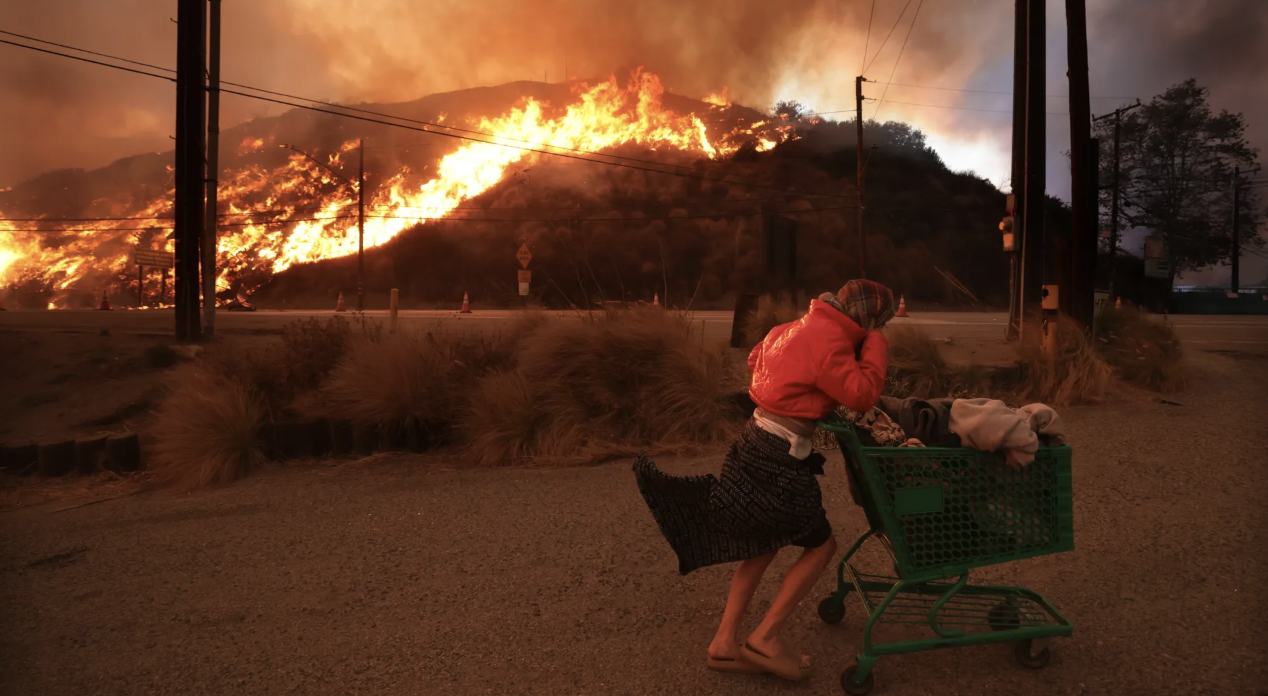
[1,71,793,304]
[702,87,731,108]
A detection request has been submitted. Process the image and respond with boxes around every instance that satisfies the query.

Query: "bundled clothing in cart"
[855,396,1066,469]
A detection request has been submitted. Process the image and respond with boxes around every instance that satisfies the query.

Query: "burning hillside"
[0,70,795,308]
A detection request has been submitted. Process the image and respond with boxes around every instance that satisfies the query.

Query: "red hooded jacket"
[747,299,889,420]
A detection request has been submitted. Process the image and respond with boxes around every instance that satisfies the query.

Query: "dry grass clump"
[318,326,515,445]
[886,325,953,398]
[1015,314,1114,406]
[461,308,745,466]
[742,295,801,349]
[1095,305,1186,392]
[148,366,267,492]
[884,325,997,399]
[275,317,353,394]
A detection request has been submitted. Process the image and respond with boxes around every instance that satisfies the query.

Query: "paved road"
[3,309,1265,353]
[1,349,1265,696]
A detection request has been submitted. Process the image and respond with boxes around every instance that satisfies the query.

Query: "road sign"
[517,270,531,283]
[133,248,174,268]
[1144,259,1171,279]
[516,243,532,269]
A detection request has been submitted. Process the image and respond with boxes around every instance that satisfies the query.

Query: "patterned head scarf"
[818,279,896,330]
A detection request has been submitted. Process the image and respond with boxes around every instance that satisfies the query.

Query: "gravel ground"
[1,351,1266,696]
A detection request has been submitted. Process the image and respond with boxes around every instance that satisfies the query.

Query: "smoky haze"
[0,0,1264,224]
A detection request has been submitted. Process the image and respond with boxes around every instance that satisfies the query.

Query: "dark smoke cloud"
[0,0,1004,187]
[1,0,1264,282]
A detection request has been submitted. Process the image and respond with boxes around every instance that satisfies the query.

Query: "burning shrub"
[1095,305,1186,392]
[1014,314,1114,406]
[461,309,745,466]
[149,366,268,491]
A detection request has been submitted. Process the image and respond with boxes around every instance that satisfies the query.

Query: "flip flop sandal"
[740,643,812,681]
[706,654,766,675]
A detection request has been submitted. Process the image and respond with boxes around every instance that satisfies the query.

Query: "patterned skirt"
[634,420,832,575]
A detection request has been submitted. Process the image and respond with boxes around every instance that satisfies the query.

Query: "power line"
[871,0,925,123]
[0,38,173,82]
[8,198,998,234]
[860,0,878,74]
[2,28,794,183]
[868,80,1138,100]
[219,87,853,199]
[0,29,174,74]
[0,32,852,201]
[809,100,1069,117]
[863,0,915,75]
[5,204,871,232]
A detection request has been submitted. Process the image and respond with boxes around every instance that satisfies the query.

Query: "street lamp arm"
[279,144,357,192]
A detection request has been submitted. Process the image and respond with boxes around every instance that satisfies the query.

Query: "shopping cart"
[816,414,1074,695]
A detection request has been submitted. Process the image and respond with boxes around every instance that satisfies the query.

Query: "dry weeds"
[460,308,745,466]
[1014,314,1115,406]
[1095,305,1186,392]
[148,366,268,492]
[885,325,998,399]
[742,295,801,349]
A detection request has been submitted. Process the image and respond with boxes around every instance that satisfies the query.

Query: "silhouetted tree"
[1094,79,1263,288]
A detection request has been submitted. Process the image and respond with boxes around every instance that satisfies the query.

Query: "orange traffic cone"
[459,292,472,313]
[335,292,347,312]
[97,290,112,311]
[1114,296,1122,310]
[895,295,908,317]
[653,292,660,307]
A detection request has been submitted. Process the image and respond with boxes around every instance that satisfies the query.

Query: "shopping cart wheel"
[1014,639,1051,669]
[988,604,1021,632]
[818,596,846,625]
[840,664,875,695]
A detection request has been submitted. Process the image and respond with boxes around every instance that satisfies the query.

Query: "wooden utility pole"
[1094,100,1141,299]
[1021,0,1046,329]
[357,138,366,312]
[1007,0,1028,341]
[1232,166,1241,295]
[203,0,221,337]
[855,75,867,278]
[173,0,205,341]
[1065,0,1096,329]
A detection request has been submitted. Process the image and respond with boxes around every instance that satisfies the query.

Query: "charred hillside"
[258,119,1069,310]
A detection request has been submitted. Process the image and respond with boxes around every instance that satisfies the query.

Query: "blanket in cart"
[634,420,829,575]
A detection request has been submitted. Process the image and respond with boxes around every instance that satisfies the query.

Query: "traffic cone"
[97,290,112,311]
[335,292,347,312]
[653,293,660,307]
[895,295,908,317]
[459,292,472,313]
[1114,296,1122,310]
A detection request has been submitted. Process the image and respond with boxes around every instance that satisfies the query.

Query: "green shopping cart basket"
[816,413,1074,695]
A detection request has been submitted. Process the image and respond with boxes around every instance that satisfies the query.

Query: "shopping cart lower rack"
[816,415,1074,695]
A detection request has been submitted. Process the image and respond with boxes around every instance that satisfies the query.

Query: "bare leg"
[707,551,777,659]
[746,534,838,668]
